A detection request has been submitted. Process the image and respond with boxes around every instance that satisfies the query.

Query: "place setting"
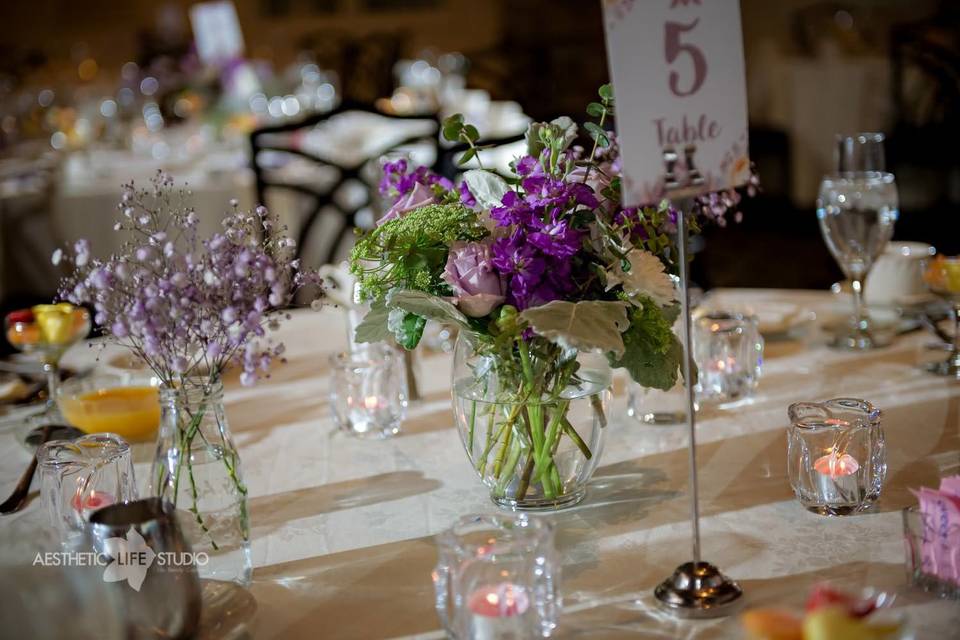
[1,1,959,639]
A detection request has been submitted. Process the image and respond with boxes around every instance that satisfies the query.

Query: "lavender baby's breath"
[57,171,323,387]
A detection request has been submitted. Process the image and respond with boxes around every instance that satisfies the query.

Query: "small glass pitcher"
[787,398,886,515]
[433,514,559,639]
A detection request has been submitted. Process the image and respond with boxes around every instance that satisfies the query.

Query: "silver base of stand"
[654,561,743,618]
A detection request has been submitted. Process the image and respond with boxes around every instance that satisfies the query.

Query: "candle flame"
[814,452,860,478]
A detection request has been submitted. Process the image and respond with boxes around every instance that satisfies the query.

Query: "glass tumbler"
[693,312,764,404]
[329,346,406,439]
[433,513,559,639]
[37,433,137,544]
[902,506,960,599]
[787,398,886,515]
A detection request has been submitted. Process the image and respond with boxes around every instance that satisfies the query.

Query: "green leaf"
[520,300,629,357]
[549,116,578,150]
[584,121,605,138]
[607,301,682,391]
[387,289,470,328]
[353,298,392,343]
[610,330,682,391]
[598,84,614,101]
[442,114,465,141]
[463,169,510,209]
[525,122,547,158]
[388,309,426,350]
[586,102,605,117]
[661,302,681,326]
[463,124,480,143]
[458,148,477,166]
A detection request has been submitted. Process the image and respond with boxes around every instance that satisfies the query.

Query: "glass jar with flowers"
[349,86,751,510]
[56,173,322,583]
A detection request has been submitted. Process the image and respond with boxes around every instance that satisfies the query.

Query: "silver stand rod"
[653,145,741,617]
[674,196,700,564]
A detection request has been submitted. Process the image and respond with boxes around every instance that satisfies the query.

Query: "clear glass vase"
[150,378,252,585]
[452,333,610,511]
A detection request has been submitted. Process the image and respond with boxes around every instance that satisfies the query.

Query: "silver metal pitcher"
[87,497,202,640]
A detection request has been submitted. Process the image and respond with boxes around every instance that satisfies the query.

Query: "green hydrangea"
[350,203,487,300]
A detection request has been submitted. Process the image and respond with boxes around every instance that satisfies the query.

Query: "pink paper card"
[938,475,960,498]
[602,0,750,205]
[915,487,960,586]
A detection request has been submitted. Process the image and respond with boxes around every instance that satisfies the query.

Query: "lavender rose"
[443,240,507,317]
[376,182,435,226]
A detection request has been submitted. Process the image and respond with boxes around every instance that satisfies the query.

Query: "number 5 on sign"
[602,0,750,205]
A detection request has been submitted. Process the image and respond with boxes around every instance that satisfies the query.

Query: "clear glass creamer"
[787,398,886,515]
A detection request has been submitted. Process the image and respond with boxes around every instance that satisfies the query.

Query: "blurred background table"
[1,288,957,638]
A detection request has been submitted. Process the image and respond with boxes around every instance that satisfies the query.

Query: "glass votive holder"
[37,433,137,545]
[693,311,764,404]
[329,345,406,439]
[627,378,688,425]
[903,506,960,599]
[787,398,886,516]
[433,513,559,640]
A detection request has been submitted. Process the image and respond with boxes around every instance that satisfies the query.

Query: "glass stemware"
[923,255,960,378]
[817,133,899,350]
[4,304,91,416]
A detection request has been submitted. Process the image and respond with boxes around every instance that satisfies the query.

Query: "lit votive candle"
[467,583,530,640]
[813,450,861,506]
[71,490,116,521]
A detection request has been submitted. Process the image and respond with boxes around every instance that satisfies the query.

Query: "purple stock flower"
[459,181,476,208]
[492,233,549,309]
[527,212,583,258]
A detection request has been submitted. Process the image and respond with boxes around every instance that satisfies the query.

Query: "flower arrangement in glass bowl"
[350,85,754,510]
[55,172,322,583]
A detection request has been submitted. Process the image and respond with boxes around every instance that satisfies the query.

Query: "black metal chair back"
[250,100,439,268]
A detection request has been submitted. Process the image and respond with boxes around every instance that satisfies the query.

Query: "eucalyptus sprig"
[442,114,486,168]
[581,83,615,184]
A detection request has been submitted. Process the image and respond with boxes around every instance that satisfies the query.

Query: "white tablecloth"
[1,289,958,638]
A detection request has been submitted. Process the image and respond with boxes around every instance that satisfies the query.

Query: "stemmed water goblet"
[4,303,91,418]
[817,133,899,350]
[923,256,960,378]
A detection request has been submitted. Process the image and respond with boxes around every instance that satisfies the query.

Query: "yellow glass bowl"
[57,374,161,442]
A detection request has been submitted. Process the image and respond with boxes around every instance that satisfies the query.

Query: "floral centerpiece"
[56,172,321,582]
[351,85,752,509]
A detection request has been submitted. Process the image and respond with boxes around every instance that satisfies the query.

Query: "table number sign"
[602,0,750,205]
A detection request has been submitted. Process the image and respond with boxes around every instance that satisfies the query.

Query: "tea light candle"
[708,355,739,373]
[467,583,530,639]
[814,452,860,478]
[71,490,116,521]
[813,451,861,505]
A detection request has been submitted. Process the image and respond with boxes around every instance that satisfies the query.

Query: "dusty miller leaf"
[463,169,510,209]
[387,290,469,328]
[520,300,629,357]
[353,298,392,344]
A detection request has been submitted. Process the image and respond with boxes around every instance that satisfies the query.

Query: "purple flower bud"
[111,321,128,338]
[221,307,237,323]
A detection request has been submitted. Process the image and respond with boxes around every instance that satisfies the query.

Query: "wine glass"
[817,133,899,350]
[4,304,91,415]
[923,256,960,378]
